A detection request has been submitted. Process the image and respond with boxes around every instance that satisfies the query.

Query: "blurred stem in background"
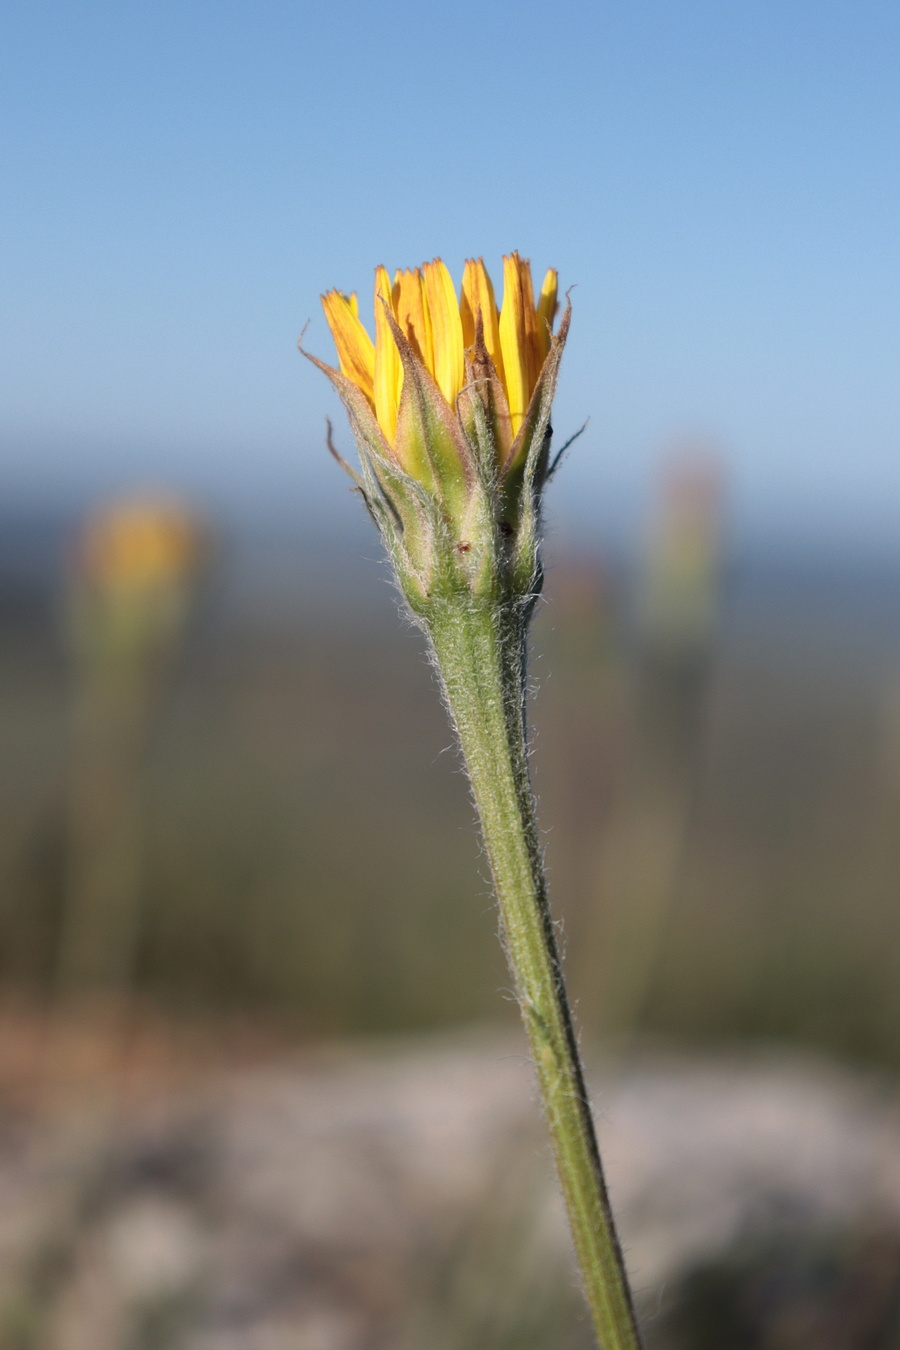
[58,497,203,1002]
[15,497,206,1345]
[581,454,724,1042]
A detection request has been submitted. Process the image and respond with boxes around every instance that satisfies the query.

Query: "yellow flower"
[320,253,560,447]
[305,253,570,605]
[79,497,201,592]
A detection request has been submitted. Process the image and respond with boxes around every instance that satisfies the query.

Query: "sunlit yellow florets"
[321,253,559,444]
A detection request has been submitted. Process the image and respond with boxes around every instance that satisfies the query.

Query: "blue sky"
[3,0,900,547]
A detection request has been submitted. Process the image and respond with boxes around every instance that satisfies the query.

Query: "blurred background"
[3,1,900,1346]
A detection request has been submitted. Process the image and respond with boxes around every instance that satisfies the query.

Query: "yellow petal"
[499,253,539,433]
[392,268,434,375]
[534,268,559,369]
[422,258,464,407]
[460,259,505,388]
[373,265,402,443]
[321,290,375,402]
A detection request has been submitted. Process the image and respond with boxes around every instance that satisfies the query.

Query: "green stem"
[427,594,642,1350]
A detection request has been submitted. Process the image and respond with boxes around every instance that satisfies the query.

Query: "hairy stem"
[427,594,642,1350]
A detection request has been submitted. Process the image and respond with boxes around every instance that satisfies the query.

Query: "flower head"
[318,253,561,449]
[304,254,570,610]
[79,497,200,594]
[71,495,205,662]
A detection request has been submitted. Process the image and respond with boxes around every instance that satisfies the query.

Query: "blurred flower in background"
[58,495,207,1001]
[636,452,725,665]
[69,495,204,667]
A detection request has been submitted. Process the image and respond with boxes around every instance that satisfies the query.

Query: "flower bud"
[303,254,569,613]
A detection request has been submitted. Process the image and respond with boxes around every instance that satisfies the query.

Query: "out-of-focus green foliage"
[1,517,900,1065]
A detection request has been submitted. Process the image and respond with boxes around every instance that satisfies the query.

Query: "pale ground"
[0,1010,898,1349]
